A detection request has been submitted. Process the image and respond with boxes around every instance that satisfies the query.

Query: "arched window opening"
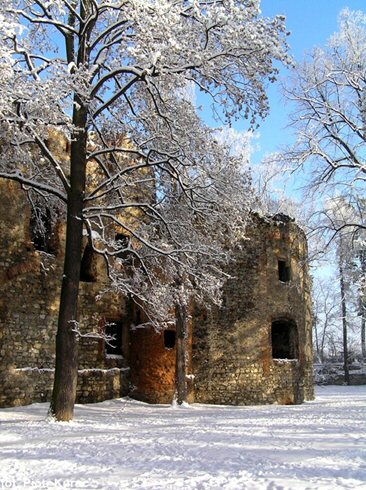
[271,319,298,360]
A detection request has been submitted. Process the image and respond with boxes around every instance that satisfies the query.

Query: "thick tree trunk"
[339,260,350,385]
[50,106,88,421]
[49,207,83,420]
[49,2,91,420]
[175,300,187,405]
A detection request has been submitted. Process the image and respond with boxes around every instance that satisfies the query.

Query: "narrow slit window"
[278,260,291,282]
[80,243,97,282]
[30,207,55,254]
[164,330,176,349]
[271,320,298,360]
[105,320,123,356]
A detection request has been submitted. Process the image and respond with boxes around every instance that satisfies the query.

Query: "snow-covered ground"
[0,386,365,490]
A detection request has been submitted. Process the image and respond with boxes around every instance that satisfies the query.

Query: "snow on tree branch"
[0,1,291,418]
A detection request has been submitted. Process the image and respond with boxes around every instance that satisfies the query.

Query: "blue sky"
[252,0,366,165]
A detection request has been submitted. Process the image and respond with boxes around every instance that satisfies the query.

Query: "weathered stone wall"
[126,214,314,407]
[129,326,177,404]
[128,320,194,405]
[0,180,130,407]
[0,180,313,408]
[192,214,314,405]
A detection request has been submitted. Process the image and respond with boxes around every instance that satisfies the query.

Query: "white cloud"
[214,126,257,162]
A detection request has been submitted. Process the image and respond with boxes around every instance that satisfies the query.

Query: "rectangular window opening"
[164,330,176,349]
[105,320,123,356]
[278,260,291,282]
[115,232,133,264]
[271,320,298,360]
[30,207,55,254]
[115,233,129,248]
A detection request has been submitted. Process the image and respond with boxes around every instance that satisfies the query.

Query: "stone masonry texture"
[0,179,314,408]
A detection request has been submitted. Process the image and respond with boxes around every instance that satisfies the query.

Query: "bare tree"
[349,229,366,364]
[317,198,366,366]
[312,277,339,363]
[358,250,366,362]
[0,0,290,420]
[283,8,366,227]
[338,242,350,385]
[281,8,366,378]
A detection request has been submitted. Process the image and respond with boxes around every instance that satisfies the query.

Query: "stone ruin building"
[0,176,314,408]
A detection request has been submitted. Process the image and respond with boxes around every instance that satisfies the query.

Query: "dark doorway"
[271,319,298,359]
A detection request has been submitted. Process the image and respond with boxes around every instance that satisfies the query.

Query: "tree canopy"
[0,0,291,420]
[284,9,366,231]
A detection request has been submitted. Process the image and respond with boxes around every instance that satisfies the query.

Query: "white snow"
[0,386,365,489]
